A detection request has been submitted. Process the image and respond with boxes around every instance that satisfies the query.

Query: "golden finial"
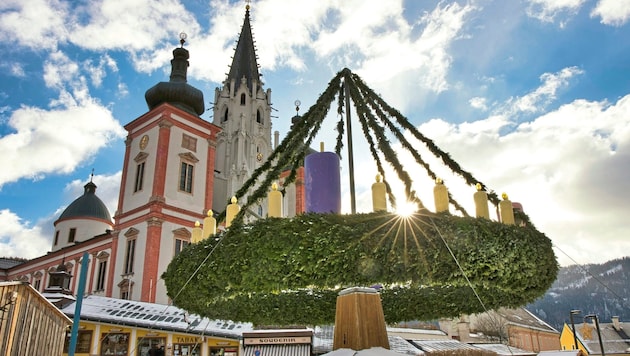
[476,183,482,191]
[207,210,212,217]
[195,221,200,227]
[246,0,251,11]
[272,182,278,191]
[502,192,509,200]
[375,173,382,183]
[436,177,443,184]
[231,196,238,204]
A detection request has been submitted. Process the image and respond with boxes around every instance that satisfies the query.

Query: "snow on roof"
[61,295,253,338]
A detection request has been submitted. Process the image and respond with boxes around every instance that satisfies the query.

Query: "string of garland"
[217,73,343,223]
[163,211,558,325]
[349,71,502,207]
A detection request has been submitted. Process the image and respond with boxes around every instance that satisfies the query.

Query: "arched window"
[256,109,262,124]
[222,108,229,122]
[240,93,246,105]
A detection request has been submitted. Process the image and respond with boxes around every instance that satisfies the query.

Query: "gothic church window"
[240,93,246,105]
[256,109,262,124]
[222,108,229,122]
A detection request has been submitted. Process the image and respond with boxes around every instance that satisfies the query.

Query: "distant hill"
[526,257,630,331]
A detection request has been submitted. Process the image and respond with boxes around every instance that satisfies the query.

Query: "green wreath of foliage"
[162,211,558,326]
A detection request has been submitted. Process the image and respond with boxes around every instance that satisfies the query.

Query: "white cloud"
[409,94,630,266]
[0,0,70,50]
[591,0,630,26]
[0,209,50,258]
[469,97,488,110]
[502,66,583,117]
[526,0,586,24]
[0,171,122,259]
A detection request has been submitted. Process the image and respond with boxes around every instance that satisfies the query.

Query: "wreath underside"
[163,211,558,326]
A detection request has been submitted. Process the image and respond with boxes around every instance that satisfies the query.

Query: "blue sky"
[1,0,629,266]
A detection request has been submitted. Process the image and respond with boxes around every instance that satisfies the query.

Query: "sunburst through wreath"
[162,68,558,326]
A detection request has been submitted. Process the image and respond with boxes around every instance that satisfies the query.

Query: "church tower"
[212,5,273,217]
[112,35,220,304]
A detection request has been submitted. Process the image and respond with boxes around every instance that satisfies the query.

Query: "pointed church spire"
[227,3,261,95]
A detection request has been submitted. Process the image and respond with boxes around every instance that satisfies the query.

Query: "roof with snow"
[60,295,254,339]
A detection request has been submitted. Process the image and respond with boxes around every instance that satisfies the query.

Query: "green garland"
[163,211,558,325]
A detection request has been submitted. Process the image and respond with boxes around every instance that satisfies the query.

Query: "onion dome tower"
[145,33,205,116]
[52,175,113,252]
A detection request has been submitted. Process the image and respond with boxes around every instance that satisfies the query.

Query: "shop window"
[64,330,93,354]
[210,346,238,356]
[100,333,129,356]
[137,337,165,356]
[174,343,201,356]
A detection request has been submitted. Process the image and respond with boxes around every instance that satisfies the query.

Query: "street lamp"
[569,310,581,350]
[584,314,605,356]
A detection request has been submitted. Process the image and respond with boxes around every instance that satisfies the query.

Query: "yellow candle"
[499,192,515,225]
[473,183,490,219]
[202,210,216,239]
[433,178,449,213]
[226,196,240,227]
[268,182,283,217]
[371,173,387,212]
[191,221,202,243]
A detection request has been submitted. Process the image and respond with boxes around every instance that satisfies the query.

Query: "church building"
[1,5,302,305]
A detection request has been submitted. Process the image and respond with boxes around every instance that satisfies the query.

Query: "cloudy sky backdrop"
[1,0,629,266]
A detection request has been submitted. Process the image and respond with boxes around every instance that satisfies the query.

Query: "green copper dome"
[58,181,112,222]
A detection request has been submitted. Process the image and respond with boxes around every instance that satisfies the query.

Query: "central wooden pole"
[344,79,357,214]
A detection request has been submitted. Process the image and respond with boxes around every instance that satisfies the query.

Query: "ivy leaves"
[163,212,558,325]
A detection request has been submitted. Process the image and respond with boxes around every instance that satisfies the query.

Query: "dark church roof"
[226,6,262,95]
[57,181,112,222]
[145,37,205,116]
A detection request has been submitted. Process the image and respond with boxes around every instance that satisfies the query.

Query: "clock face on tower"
[139,135,149,150]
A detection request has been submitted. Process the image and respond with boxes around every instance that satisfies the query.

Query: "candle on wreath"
[202,210,216,238]
[433,178,449,213]
[499,192,515,225]
[226,196,240,227]
[191,221,202,243]
[268,182,283,218]
[305,142,341,214]
[371,173,387,212]
[474,183,490,219]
